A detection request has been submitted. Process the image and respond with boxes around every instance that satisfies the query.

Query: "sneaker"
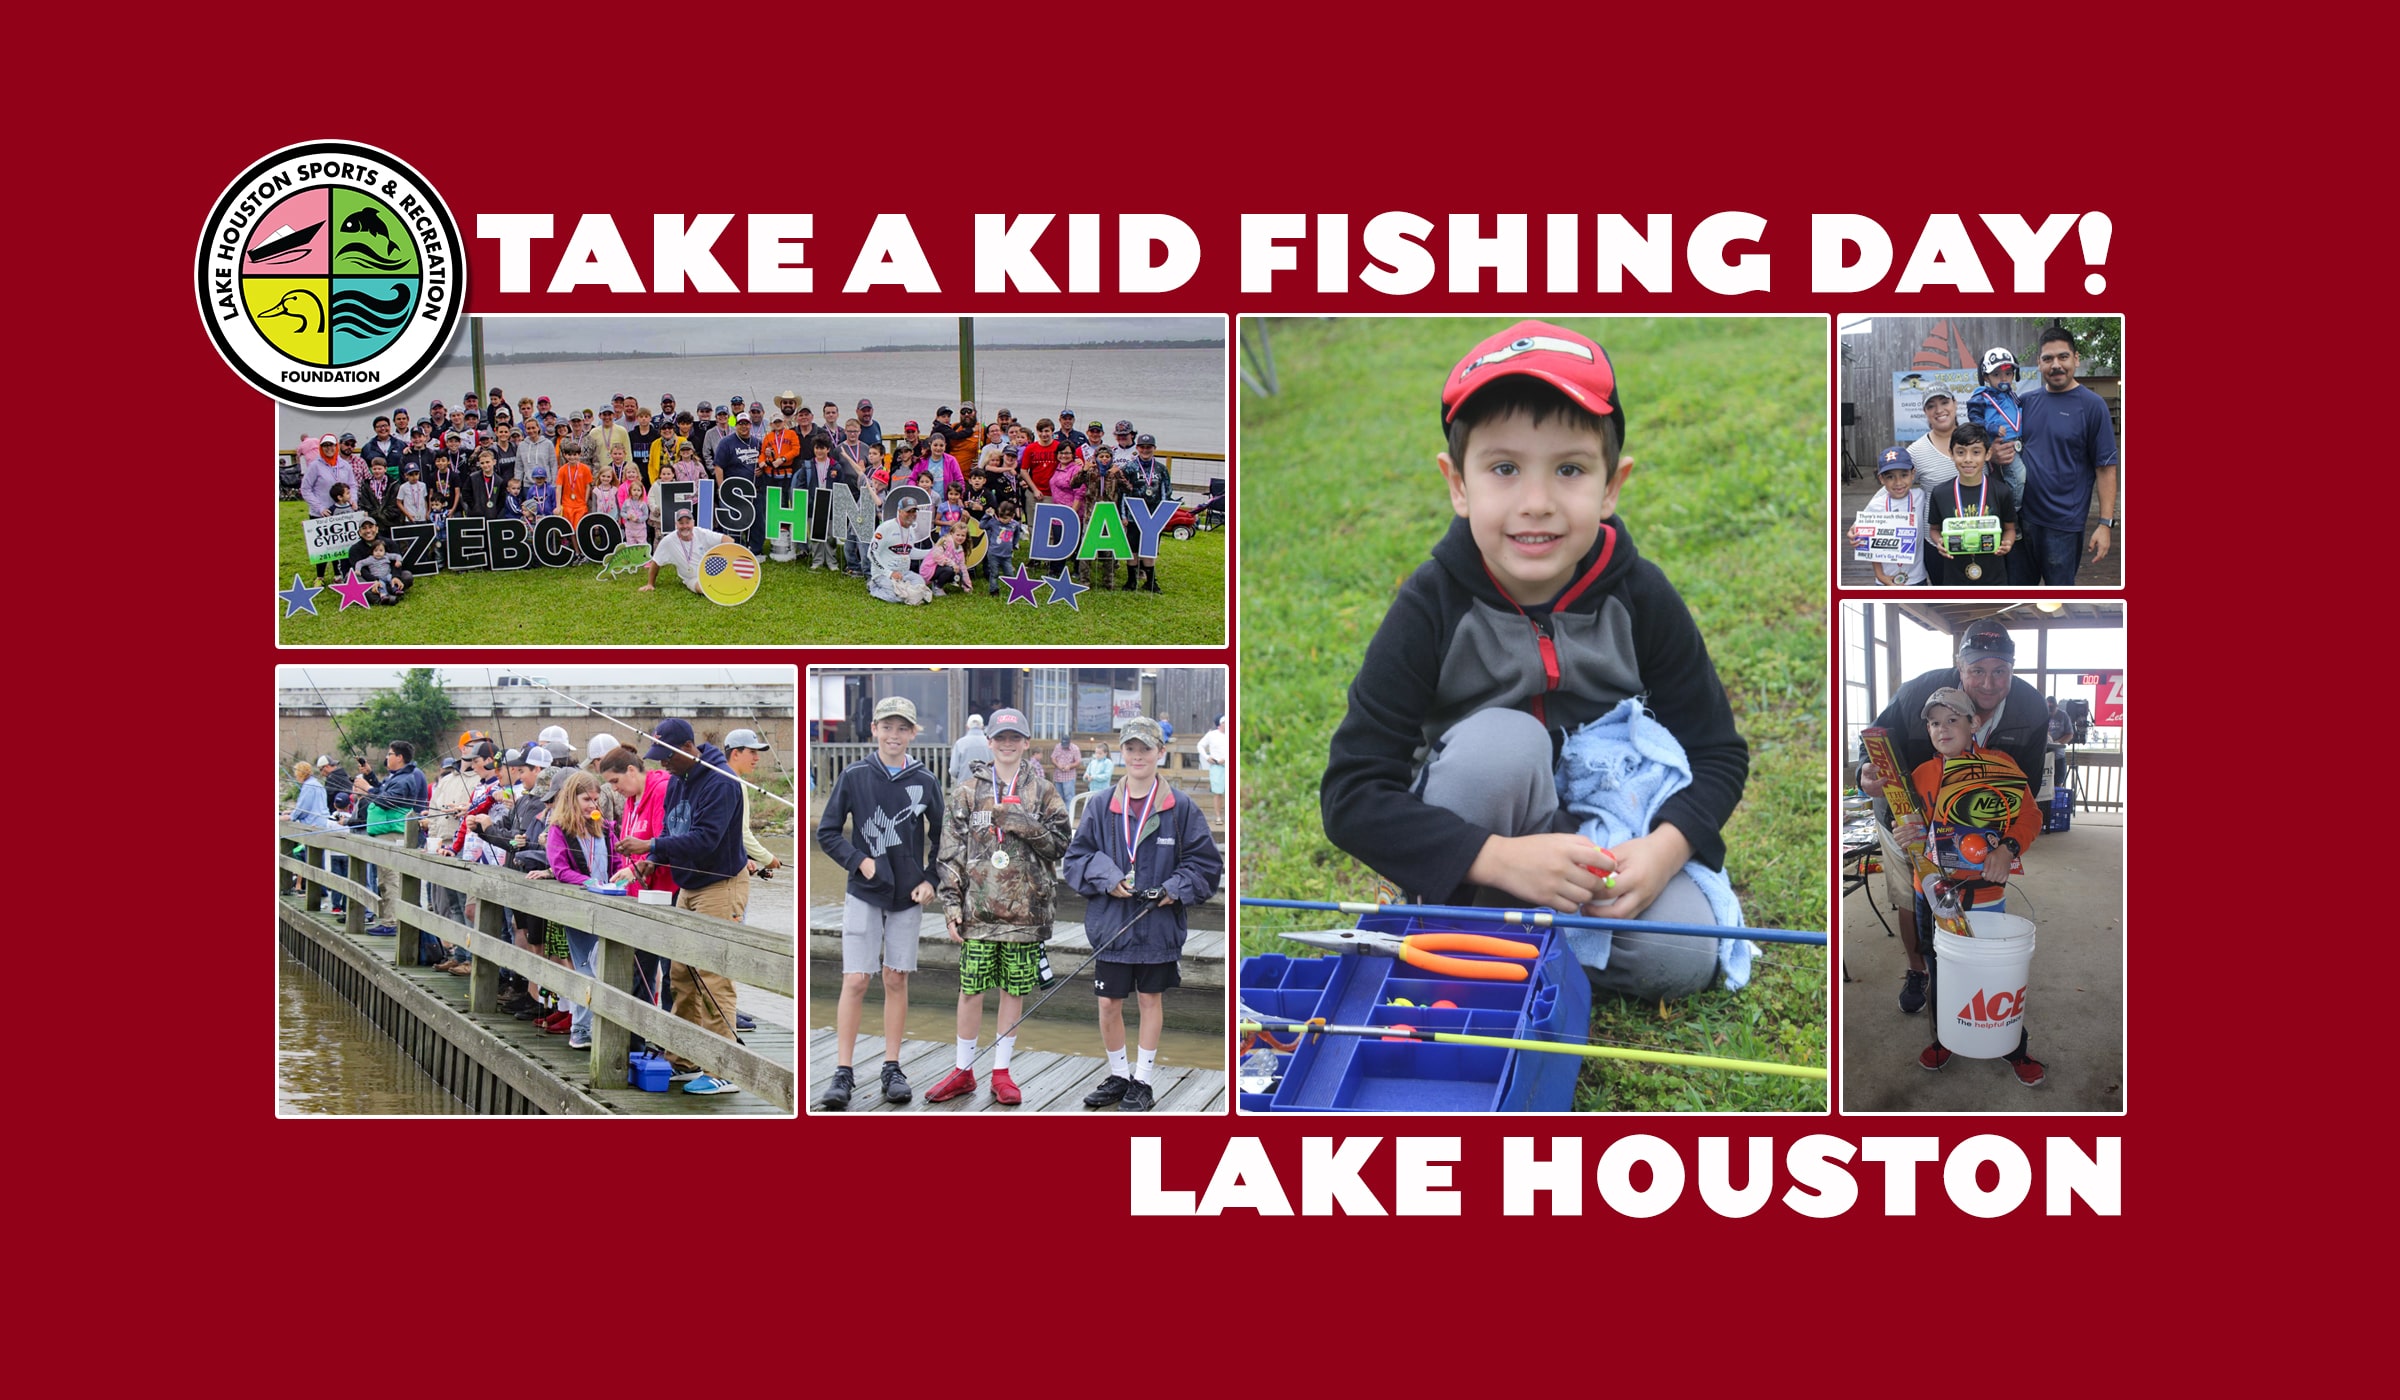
[567,1036,592,1051]
[366,924,397,937]
[819,1065,855,1111]
[2009,1057,2047,1088]
[734,1012,757,1031]
[1898,968,1928,1014]
[542,1013,573,1035]
[1082,1074,1132,1108]
[513,1006,545,1021]
[925,1067,977,1102]
[683,1075,738,1095]
[880,1062,912,1104]
[1122,1079,1156,1112]
[1917,1043,1953,1072]
[991,1069,1022,1105]
[668,1064,705,1082]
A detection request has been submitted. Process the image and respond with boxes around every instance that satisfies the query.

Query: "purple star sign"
[1000,562,1047,605]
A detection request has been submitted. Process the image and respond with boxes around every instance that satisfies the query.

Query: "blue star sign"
[278,574,325,618]
[1044,569,1090,611]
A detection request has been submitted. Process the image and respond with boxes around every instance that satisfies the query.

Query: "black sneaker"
[1122,1079,1156,1112]
[818,1065,854,1111]
[1083,1074,1133,1107]
[735,1012,756,1031]
[1898,968,1928,1014]
[881,1062,912,1104]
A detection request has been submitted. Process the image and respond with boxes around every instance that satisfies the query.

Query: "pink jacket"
[622,769,678,894]
[918,536,966,581]
[546,815,629,885]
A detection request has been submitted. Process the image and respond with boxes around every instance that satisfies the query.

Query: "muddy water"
[276,948,467,1115]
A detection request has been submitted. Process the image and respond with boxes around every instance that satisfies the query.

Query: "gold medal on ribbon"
[989,849,1010,870]
[1965,561,1983,580]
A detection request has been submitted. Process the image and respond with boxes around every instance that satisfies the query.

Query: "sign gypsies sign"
[196,140,464,409]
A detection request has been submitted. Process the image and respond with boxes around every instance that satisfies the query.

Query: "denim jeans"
[2013,516,2089,586]
[566,929,600,1042]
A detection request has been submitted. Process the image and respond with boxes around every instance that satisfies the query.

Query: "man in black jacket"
[813,696,944,1109]
[1858,616,2048,1014]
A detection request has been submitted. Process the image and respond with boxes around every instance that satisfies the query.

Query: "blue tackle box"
[627,1051,672,1092]
[1239,910,1593,1113]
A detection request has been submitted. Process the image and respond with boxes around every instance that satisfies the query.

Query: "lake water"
[278,345,1226,454]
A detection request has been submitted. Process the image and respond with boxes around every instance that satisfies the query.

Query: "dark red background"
[18,8,2327,1388]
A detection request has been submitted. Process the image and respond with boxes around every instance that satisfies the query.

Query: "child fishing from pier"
[1900,687,2044,1085]
[536,769,634,1052]
[815,697,944,1110]
[930,708,1071,1106]
[1319,320,1752,1004]
[1063,717,1224,1112]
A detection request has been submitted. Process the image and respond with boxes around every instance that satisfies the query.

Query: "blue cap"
[644,717,697,762]
[1876,445,1913,475]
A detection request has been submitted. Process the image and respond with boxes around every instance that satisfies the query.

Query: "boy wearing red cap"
[1320,321,1751,1001]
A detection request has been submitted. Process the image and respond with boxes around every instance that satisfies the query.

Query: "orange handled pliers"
[1282,928,1540,981]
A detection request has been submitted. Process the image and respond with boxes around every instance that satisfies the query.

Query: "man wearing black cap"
[714,412,765,551]
[1124,433,1169,591]
[616,719,748,1095]
[1857,617,2048,1017]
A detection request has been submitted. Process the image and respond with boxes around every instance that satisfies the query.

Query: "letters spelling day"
[382,480,1174,576]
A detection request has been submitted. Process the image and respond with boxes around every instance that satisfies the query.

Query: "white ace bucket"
[1934,910,2036,1058]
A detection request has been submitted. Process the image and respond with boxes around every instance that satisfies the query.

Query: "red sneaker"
[542,1012,572,1035]
[991,1069,1022,1105]
[1917,1043,1953,1071]
[2009,1057,2047,1088]
[925,1067,977,1102]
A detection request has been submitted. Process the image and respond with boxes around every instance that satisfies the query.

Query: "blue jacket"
[367,761,429,815]
[649,744,746,889]
[1062,780,1223,964]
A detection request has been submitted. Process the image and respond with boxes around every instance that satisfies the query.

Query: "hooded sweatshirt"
[1322,514,1748,902]
[647,744,746,891]
[1062,777,1224,963]
[815,754,945,913]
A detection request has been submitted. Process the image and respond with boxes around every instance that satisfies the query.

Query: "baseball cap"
[987,708,1031,738]
[1955,618,2016,667]
[724,728,771,751]
[1441,320,1624,441]
[961,400,976,411]
[1921,388,1955,407]
[643,717,697,762]
[587,733,619,762]
[904,420,919,432]
[1119,716,1164,749]
[1920,687,1978,722]
[1114,420,1134,434]
[1135,433,1156,447]
[440,756,459,772]
[538,725,570,749]
[501,746,527,766]
[872,696,919,726]
[858,398,873,410]
[1980,347,2017,373]
[523,745,552,767]
[1876,445,1913,476]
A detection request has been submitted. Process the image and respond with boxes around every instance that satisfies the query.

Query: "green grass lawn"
[1237,315,1828,1111]
[274,501,1226,645]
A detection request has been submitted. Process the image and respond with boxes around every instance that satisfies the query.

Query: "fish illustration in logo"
[339,206,400,255]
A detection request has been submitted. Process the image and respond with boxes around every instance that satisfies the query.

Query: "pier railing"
[278,819,796,1111]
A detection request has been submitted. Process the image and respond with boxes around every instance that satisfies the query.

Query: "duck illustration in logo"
[256,288,324,335]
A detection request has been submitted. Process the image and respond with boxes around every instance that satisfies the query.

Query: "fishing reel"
[1141,886,1167,902]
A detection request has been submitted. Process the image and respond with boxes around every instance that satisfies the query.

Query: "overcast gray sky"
[437,316,1220,358]
[279,666,790,688]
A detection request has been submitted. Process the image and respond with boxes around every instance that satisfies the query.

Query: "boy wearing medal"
[1063,717,1224,1112]
[1925,422,2016,586]
[929,708,1071,1106]
[1321,321,1749,1001]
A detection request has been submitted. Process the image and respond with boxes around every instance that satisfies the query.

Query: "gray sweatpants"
[1418,707,1722,1001]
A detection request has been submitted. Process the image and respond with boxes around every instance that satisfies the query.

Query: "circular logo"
[698,541,761,606]
[195,140,464,410]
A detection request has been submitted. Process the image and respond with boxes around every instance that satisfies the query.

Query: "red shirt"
[1021,440,1059,494]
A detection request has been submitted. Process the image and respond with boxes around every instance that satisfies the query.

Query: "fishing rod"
[969,888,1169,1069]
[1240,898,1827,947]
[1236,1014,1827,1080]
[501,672,798,808]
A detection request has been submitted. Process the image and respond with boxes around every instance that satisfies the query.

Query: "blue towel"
[1556,698,1756,991]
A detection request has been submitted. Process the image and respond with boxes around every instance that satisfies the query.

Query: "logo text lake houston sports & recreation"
[195,140,463,410]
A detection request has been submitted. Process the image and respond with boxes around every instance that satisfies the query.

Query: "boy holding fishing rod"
[929,709,1071,1106]
[1063,717,1223,1112]
[1319,320,1752,1002]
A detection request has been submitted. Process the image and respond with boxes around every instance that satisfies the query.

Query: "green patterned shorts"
[542,920,569,961]
[959,939,1041,996]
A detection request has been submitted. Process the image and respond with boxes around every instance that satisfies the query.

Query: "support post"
[344,841,368,941]
[469,896,507,1015]
[397,818,424,968]
[592,935,635,1090]
[304,840,327,913]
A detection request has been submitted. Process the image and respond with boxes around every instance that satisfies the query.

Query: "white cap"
[524,744,553,767]
[538,725,571,749]
[588,733,618,762]
[968,715,985,729]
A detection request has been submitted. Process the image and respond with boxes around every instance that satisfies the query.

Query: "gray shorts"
[841,897,924,974]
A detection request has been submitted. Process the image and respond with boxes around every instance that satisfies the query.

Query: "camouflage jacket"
[937,759,1070,942]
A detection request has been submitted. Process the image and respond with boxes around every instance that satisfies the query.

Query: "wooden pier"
[805,1029,1227,1114]
[279,821,796,1115]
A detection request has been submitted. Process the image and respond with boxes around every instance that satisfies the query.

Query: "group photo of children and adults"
[1234,316,1832,1114]
[276,668,800,1116]
[1841,316,2123,590]
[274,317,1228,646]
[807,667,1230,1114]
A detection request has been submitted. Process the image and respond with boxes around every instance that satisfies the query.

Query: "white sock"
[994,1035,1016,1071]
[1107,1047,1130,1077]
[1136,1047,1159,1083]
[956,1037,976,1071]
